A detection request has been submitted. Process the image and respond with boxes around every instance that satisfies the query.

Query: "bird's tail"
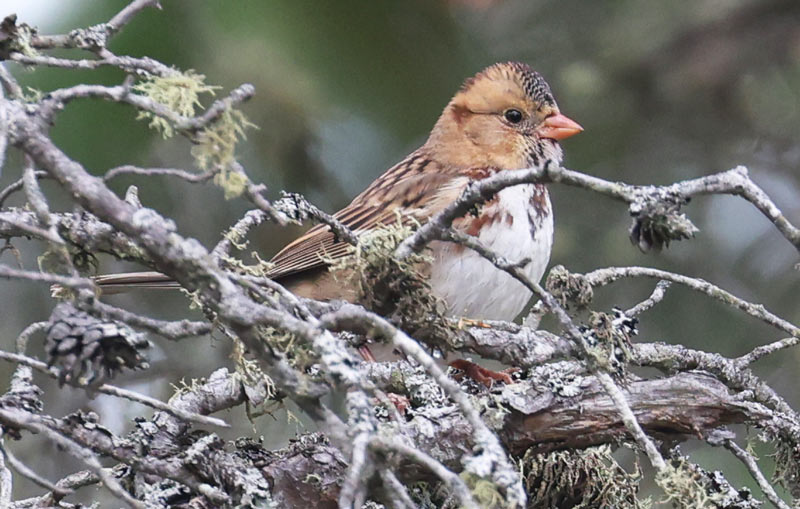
[93,271,180,294]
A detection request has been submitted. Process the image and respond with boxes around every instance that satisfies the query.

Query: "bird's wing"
[268,151,466,280]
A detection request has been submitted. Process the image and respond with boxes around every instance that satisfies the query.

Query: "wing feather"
[268,151,466,280]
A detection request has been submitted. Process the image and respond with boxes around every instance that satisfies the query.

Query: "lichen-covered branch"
[1,1,799,507]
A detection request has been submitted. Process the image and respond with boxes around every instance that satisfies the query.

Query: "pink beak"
[537,113,583,140]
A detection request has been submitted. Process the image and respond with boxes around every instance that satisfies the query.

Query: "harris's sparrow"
[96,62,582,376]
[270,62,581,320]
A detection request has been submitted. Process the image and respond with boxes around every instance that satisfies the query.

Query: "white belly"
[428,184,553,321]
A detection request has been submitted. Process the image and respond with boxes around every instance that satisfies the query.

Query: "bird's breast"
[428,183,554,320]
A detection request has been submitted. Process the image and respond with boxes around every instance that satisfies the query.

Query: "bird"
[95,62,582,383]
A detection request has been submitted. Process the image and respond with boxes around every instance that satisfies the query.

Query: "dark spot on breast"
[460,196,502,236]
[529,184,551,221]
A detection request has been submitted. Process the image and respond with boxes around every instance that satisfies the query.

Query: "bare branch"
[106,0,163,35]
[0,350,228,428]
[0,265,91,289]
[397,163,800,258]
[0,439,69,497]
[212,209,270,259]
[274,191,359,246]
[86,298,212,340]
[737,336,800,366]
[721,439,791,509]
[0,171,50,208]
[0,409,144,508]
[626,280,671,317]
[104,165,214,183]
[372,436,479,509]
[583,266,799,337]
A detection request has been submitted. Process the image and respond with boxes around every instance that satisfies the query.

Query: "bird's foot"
[457,317,492,329]
[357,344,377,362]
[449,359,519,388]
[384,393,410,415]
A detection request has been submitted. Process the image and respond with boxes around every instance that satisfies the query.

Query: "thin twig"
[0,442,10,508]
[583,266,799,338]
[722,439,790,509]
[0,64,23,99]
[737,337,799,366]
[106,0,163,34]
[104,165,214,183]
[338,432,371,509]
[372,436,479,509]
[212,209,270,259]
[0,171,50,208]
[0,350,228,428]
[625,280,671,317]
[0,409,144,509]
[379,469,417,509]
[87,299,212,340]
[0,439,69,497]
[273,191,359,246]
[0,265,91,289]
[396,164,800,257]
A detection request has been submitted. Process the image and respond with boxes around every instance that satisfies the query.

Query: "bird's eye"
[503,109,523,124]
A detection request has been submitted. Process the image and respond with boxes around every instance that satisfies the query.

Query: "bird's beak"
[537,113,583,140]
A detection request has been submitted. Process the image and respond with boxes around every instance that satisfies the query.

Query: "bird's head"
[428,62,582,170]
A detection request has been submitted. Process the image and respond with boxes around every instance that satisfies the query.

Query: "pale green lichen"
[546,264,594,309]
[251,326,316,374]
[328,217,453,345]
[193,109,256,199]
[230,336,277,407]
[8,21,39,58]
[771,434,800,498]
[132,70,255,199]
[23,86,44,103]
[211,162,249,200]
[522,445,648,508]
[219,252,274,279]
[133,69,218,138]
[37,245,73,276]
[460,472,505,509]
[656,457,718,508]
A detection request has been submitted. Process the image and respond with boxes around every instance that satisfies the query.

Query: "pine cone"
[46,303,150,386]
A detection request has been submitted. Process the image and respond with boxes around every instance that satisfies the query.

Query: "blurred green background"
[2,0,799,504]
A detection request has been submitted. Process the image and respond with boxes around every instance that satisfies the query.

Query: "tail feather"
[94,271,179,294]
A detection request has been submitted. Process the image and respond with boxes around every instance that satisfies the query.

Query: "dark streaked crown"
[461,61,556,108]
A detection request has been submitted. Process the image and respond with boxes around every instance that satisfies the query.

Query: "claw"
[357,345,377,362]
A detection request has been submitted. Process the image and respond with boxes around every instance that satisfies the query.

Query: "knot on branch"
[273,192,313,224]
[0,370,44,440]
[68,24,109,50]
[629,192,698,252]
[0,14,37,61]
[527,361,589,399]
[46,302,150,386]
[546,265,594,309]
[581,309,638,375]
[242,433,346,507]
